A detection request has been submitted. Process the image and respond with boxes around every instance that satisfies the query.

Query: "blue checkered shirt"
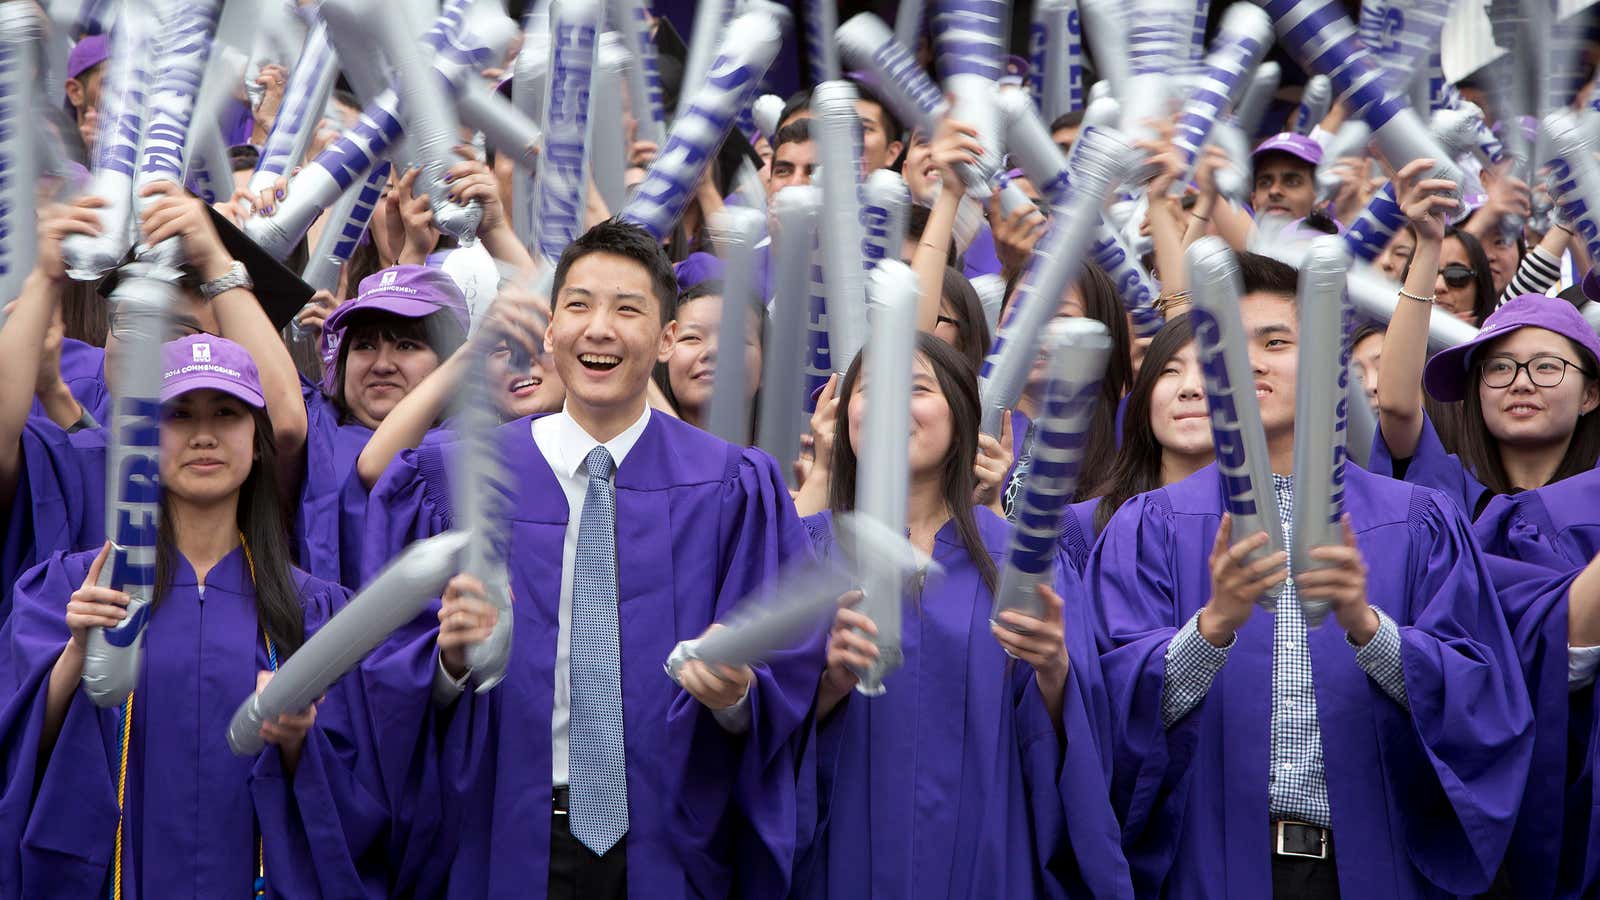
[1162,475,1409,828]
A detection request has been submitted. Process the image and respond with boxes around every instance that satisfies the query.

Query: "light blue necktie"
[568,446,629,855]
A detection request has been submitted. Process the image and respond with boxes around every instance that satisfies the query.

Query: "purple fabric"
[1087,463,1534,898]
[791,510,1132,899]
[295,378,374,587]
[221,98,255,148]
[0,547,351,898]
[1367,411,1488,522]
[66,34,108,80]
[961,222,1002,281]
[1059,497,1100,577]
[359,411,823,897]
[161,334,266,407]
[674,251,724,292]
[27,338,109,426]
[0,421,106,617]
[325,265,471,339]
[1252,132,1323,167]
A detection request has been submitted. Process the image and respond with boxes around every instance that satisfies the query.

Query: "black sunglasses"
[1439,264,1476,288]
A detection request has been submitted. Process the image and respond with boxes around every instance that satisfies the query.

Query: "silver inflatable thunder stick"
[1186,237,1286,609]
[590,32,631,215]
[860,169,911,272]
[133,0,221,268]
[1345,263,1477,352]
[930,0,1007,198]
[80,267,174,707]
[706,207,764,445]
[803,0,841,85]
[1231,60,1281,142]
[1260,0,1464,206]
[302,162,390,293]
[453,344,514,690]
[512,25,548,258]
[977,126,1136,437]
[607,0,666,146]
[1290,237,1352,628]
[813,81,869,375]
[1343,182,1407,264]
[993,319,1111,624]
[0,4,41,318]
[971,273,1005,333]
[1122,0,1191,150]
[851,260,920,696]
[247,21,338,205]
[996,92,1164,338]
[62,5,153,280]
[534,0,599,265]
[758,187,820,487]
[1291,75,1332,135]
[1172,4,1274,181]
[895,0,927,51]
[1544,109,1600,285]
[364,0,483,243]
[1029,0,1084,120]
[1076,0,1130,100]
[227,531,471,755]
[753,93,785,141]
[459,77,544,170]
[664,514,926,681]
[620,12,781,240]
[678,0,737,121]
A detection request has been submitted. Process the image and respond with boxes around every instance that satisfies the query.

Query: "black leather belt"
[1272,821,1331,860]
[553,786,570,815]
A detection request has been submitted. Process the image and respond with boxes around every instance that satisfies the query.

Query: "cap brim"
[1422,331,1501,403]
[322,293,451,337]
[160,373,267,408]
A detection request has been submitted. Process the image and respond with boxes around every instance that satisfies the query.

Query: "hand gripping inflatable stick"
[227,531,471,754]
[992,318,1112,625]
[930,0,1007,198]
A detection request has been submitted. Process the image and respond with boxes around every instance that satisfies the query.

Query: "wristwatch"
[199,260,252,300]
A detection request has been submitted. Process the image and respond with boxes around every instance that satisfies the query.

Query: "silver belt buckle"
[1274,821,1328,860]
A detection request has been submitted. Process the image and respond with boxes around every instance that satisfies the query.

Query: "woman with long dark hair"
[792,334,1131,898]
[0,335,364,898]
[1375,161,1600,521]
[652,279,766,437]
[1056,315,1213,572]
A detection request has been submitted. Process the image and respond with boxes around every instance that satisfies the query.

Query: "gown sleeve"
[1367,411,1486,521]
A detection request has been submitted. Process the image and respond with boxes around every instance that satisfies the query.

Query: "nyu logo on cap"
[380,269,400,288]
[192,342,212,363]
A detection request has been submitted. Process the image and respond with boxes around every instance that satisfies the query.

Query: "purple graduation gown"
[1059,498,1101,578]
[791,509,1132,899]
[1472,471,1600,898]
[27,337,109,425]
[0,547,357,899]
[1368,412,1489,521]
[1087,463,1534,898]
[296,379,373,587]
[360,410,823,898]
[1,420,105,614]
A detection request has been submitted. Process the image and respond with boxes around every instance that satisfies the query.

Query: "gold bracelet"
[1158,289,1192,316]
[1398,288,1435,304]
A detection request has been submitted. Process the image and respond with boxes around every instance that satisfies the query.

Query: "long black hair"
[1072,263,1135,500]
[1089,315,1196,534]
[1454,335,1600,499]
[156,406,306,658]
[826,333,998,593]
[938,266,993,373]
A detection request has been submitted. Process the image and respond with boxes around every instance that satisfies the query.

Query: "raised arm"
[912,118,980,333]
[445,146,539,278]
[1376,159,1458,461]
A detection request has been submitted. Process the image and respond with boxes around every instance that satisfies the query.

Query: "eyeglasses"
[1438,264,1476,289]
[1479,354,1594,389]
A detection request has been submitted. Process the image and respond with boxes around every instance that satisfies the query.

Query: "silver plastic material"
[1172,4,1273,181]
[971,273,1005,333]
[1261,0,1464,208]
[851,260,919,696]
[678,0,737,121]
[1289,237,1352,628]
[81,265,176,707]
[302,162,391,293]
[1345,362,1375,469]
[1185,237,1286,609]
[706,207,764,445]
[993,318,1111,625]
[1366,0,1449,97]
[1544,109,1600,270]
[1029,0,1084,120]
[1315,120,1372,204]
[977,126,1135,437]
[664,513,928,681]
[1077,0,1130,98]
[63,4,153,281]
[459,78,543,170]
[512,26,549,258]
[1122,0,1191,151]
[1341,182,1407,264]
[453,344,514,691]
[247,21,338,202]
[620,12,781,240]
[1291,75,1332,135]
[243,0,304,111]
[836,14,947,137]
[606,0,666,146]
[1346,263,1477,353]
[931,0,1007,198]
[860,169,911,271]
[1231,60,1280,142]
[534,0,599,265]
[184,43,246,206]
[753,93,786,141]
[0,3,41,316]
[813,81,869,375]
[363,0,483,243]
[1432,105,1500,168]
[895,0,927,51]
[227,531,471,755]
[758,187,820,487]
[802,0,841,85]
[590,32,631,214]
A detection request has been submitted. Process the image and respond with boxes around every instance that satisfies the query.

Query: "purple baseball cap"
[1253,132,1324,168]
[161,335,266,408]
[1423,294,1600,402]
[67,34,109,81]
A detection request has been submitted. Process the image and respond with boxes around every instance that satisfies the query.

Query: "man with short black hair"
[1090,250,1534,899]
[363,219,821,899]
[767,119,817,197]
